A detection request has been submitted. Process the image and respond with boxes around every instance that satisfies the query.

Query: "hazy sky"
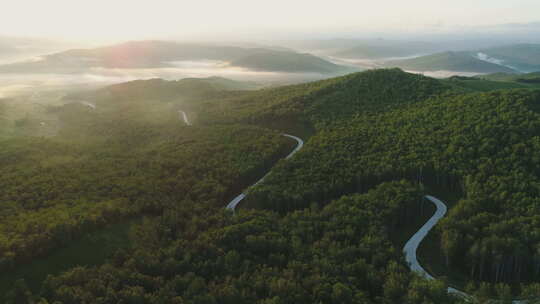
[3,0,540,42]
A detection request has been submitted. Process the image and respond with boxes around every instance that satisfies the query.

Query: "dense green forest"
[9,182,465,304]
[3,69,540,302]
[0,80,294,297]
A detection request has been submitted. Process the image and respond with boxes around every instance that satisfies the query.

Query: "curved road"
[177,111,303,211]
[226,134,303,211]
[179,110,192,126]
[179,110,525,301]
[405,196,526,303]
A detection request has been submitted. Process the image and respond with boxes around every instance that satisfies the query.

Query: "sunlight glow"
[2,0,540,43]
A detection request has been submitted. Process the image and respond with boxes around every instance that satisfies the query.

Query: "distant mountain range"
[0,40,356,75]
[382,44,540,74]
[0,36,79,61]
[384,51,517,74]
[285,39,540,75]
[472,44,540,72]
[1,38,538,78]
[332,41,439,59]
[229,51,350,73]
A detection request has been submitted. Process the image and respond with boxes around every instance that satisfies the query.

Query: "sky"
[2,0,540,43]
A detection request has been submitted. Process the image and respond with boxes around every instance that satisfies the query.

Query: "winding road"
[179,110,191,126]
[226,134,303,211]
[406,196,527,303]
[177,110,303,211]
[179,110,525,302]
[403,195,469,298]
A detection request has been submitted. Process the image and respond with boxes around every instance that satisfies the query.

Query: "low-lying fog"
[0,59,344,99]
[324,55,484,78]
[0,53,489,101]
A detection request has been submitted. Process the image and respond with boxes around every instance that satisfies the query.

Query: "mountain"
[383,44,540,74]
[473,43,540,72]
[0,36,80,62]
[279,39,441,55]
[0,40,353,74]
[65,76,258,106]
[385,51,518,74]
[184,76,261,90]
[333,41,438,59]
[229,50,356,74]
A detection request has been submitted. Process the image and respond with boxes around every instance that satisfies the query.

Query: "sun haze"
[2,0,540,43]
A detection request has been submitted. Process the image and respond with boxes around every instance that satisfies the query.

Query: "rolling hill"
[385,51,518,74]
[0,40,354,74]
[0,36,81,62]
[229,50,355,74]
[334,41,438,59]
[474,44,540,72]
[64,76,257,107]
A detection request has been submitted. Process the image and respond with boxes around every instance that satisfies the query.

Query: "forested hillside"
[243,83,540,295]
[11,182,462,304]
[4,69,540,302]
[196,69,450,129]
[0,83,294,296]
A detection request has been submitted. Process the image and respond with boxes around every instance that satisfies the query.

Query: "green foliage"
[476,72,540,90]
[248,86,540,289]
[5,69,540,302]
[442,76,537,92]
[197,69,450,130]
[35,182,460,304]
[0,89,292,277]
[5,279,33,304]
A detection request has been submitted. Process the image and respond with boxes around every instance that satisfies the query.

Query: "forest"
[3,69,540,303]
[0,80,293,297]
[9,182,465,304]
